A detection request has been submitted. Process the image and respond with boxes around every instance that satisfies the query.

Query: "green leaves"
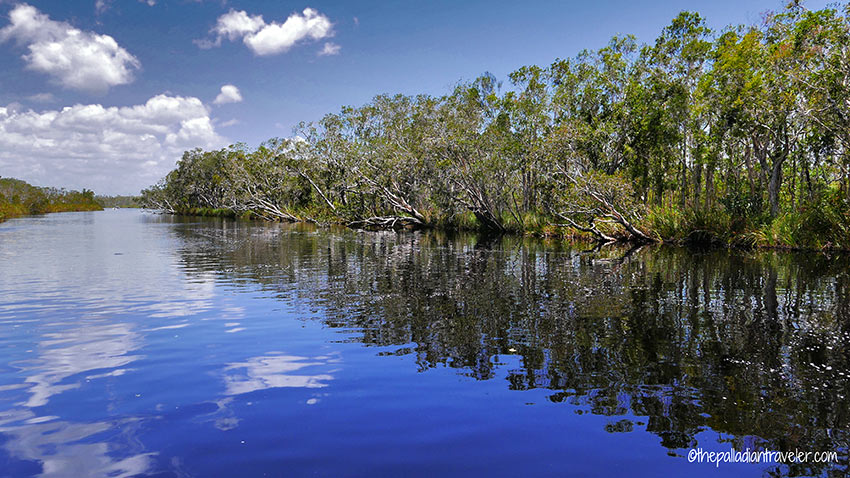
[141,2,850,246]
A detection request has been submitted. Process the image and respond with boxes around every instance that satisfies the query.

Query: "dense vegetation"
[0,177,102,222]
[143,2,850,250]
[95,195,142,209]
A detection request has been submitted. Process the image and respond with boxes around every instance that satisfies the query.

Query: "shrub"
[644,204,684,241]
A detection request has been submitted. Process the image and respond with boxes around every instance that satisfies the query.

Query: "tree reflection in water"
[165,217,850,477]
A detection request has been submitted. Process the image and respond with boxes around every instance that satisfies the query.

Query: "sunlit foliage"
[143,2,850,249]
[0,177,102,222]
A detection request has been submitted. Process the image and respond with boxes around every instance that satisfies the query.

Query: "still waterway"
[0,209,847,477]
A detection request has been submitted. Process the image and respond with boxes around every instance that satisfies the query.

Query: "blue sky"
[0,0,834,194]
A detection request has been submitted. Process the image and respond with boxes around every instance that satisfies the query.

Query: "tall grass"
[753,189,850,249]
[643,203,732,244]
[638,187,850,250]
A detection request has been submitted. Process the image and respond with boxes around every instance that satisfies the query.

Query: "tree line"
[0,177,102,222]
[142,2,850,249]
[95,195,142,209]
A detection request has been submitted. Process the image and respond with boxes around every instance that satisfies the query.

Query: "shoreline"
[0,205,103,223]
[148,207,850,254]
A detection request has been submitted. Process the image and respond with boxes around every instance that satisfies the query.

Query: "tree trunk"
[692,161,702,210]
[767,152,786,217]
[803,155,812,203]
[789,153,796,210]
[744,143,757,200]
[679,137,688,207]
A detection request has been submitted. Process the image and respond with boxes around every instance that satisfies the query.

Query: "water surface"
[0,210,848,477]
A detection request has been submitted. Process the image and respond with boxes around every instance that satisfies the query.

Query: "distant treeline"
[143,3,850,250]
[0,178,102,222]
[95,195,141,208]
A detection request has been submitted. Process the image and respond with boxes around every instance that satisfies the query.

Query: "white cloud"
[214,9,264,43]
[318,42,340,56]
[0,94,228,194]
[26,93,55,103]
[96,0,155,15]
[217,118,239,127]
[0,4,140,94]
[95,0,111,15]
[200,7,334,56]
[213,84,242,105]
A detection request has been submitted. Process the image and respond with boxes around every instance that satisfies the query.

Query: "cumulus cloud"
[198,7,334,56]
[212,9,265,43]
[0,4,140,94]
[213,84,242,105]
[0,94,228,194]
[318,42,340,56]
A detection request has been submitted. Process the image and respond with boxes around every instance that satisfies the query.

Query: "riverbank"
[0,203,103,223]
[0,178,103,223]
[139,0,850,255]
[151,198,850,253]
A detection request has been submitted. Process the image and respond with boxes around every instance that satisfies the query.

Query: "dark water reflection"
[1,210,848,477]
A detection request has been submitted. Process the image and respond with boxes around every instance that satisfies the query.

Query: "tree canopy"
[0,177,101,221]
[143,2,850,250]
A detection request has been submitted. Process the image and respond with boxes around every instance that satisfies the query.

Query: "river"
[0,209,847,477]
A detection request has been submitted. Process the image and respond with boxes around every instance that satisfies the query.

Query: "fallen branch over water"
[347,216,424,230]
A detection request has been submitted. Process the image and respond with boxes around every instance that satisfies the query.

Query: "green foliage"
[798,188,850,248]
[140,1,850,250]
[680,206,733,243]
[718,188,766,226]
[645,204,733,244]
[645,205,685,241]
[0,177,102,221]
[95,195,141,208]
[755,187,850,249]
[755,212,800,248]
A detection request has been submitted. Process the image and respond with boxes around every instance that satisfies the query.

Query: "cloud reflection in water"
[223,353,335,396]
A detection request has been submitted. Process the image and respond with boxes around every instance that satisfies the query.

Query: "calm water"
[0,209,848,477]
